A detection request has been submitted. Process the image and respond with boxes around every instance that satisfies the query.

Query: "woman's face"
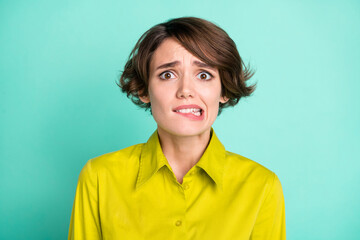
[140,38,228,138]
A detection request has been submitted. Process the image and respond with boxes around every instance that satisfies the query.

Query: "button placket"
[175,220,182,226]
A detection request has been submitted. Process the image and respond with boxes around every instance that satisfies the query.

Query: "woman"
[68,17,286,240]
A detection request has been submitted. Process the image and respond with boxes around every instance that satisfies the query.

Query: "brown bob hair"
[118,17,255,115]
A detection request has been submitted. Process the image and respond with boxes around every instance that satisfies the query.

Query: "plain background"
[1,0,359,239]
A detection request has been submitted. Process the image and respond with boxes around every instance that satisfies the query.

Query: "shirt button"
[175,220,182,226]
[183,184,189,190]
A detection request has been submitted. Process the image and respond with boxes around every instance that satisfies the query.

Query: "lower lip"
[174,111,204,120]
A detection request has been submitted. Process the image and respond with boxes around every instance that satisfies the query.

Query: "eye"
[197,71,213,81]
[159,71,176,80]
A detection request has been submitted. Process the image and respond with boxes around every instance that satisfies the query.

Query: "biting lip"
[173,104,203,112]
[172,104,204,120]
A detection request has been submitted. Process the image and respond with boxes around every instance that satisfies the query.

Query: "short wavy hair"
[118,17,255,115]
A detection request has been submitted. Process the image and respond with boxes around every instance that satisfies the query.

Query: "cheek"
[203,86,222,106]
[202,88,222,117]
[148,88,169,113]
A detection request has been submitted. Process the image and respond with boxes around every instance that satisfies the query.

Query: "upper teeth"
[176,108,201,113]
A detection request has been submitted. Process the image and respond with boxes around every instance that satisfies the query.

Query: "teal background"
[1,0,359,239]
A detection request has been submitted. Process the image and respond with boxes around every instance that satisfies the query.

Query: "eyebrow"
[193,60,217,71]
[155,60,217,71]
[156,61,180,70]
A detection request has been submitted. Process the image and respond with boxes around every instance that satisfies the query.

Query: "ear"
[138,92,150,103]
[220,96,229,104]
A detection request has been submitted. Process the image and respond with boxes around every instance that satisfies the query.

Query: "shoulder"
[224,150,279,190]
[223,151,284,203]
[79,143,144,179]
[225,151,274,177]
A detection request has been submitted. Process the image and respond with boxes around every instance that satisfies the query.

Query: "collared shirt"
[68,129,286,240]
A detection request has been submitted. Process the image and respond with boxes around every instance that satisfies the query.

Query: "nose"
[176,74,195,99]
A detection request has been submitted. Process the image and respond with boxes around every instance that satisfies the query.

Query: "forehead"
[150,38,199,68]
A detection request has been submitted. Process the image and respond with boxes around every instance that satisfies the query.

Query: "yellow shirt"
[68,129,286,240]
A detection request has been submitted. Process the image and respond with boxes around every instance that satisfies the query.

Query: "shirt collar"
[136,128,226,191]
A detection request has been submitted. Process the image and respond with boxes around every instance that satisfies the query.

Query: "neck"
[157,127,211,175]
